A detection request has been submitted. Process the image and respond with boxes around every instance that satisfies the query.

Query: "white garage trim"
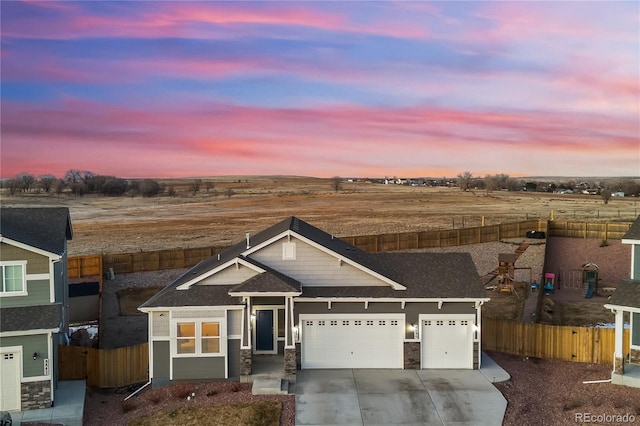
[300,314,404,369]
[1,346,22,411]
[419,314,475,369]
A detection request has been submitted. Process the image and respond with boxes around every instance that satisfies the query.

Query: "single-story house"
[605,215,640,387]
[139,216,489,383]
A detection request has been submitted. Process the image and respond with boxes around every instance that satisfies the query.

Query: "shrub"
[170,383,193,399]
[145,388,164,405]
[230,382,242,393]
[121,399,137,413]
[206,389,218,397]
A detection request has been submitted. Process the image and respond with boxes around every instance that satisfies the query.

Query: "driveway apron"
[296,369,506,426]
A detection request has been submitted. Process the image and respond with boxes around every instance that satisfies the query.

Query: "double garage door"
[301,315,404,369]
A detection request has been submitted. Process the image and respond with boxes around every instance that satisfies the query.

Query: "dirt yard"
[2,176,638,256]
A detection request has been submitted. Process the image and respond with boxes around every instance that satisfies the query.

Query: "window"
[282,242,296,260]
[0,263,26,295]
[201,322,220,353]
[175,321,222,355]
[176,323,195,354]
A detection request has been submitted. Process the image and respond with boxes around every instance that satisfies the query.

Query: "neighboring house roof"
[0,207,73,255]
[622,215,640,241]
[139,216,486,310]
[0,304,63,333]
[606,279,640,310]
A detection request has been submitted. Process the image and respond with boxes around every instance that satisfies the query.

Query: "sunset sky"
[1,1,638,179]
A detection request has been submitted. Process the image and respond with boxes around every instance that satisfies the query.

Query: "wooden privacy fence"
[68,255,102,278]
[482,318,630,364]
[58,343,148,388]
[547,221,633,240]
[68,219,633,276]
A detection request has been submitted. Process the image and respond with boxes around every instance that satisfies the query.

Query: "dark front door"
[255,310,274,351]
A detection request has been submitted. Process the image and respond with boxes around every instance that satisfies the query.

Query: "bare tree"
[456,171,473,191]
[223,187,235,198]
[190,179,201,195]
[601,187,612,204]
[205,181,214,193]
[38,174,57,193]
[15,172,36,192]
[484,174,499,195]
[55,179,66,195]
[331,176,343,193]
[64,169,82,183]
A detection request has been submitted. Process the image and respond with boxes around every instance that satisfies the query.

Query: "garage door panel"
[301,317,403,369]
[422,319,473,369]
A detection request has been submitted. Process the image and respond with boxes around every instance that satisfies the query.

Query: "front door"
[255,310,274,352]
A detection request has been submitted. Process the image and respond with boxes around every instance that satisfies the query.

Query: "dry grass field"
[2,176,638,256]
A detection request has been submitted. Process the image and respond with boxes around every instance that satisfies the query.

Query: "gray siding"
[173,357,226,380]
[0,279,51,308]
[153,341,170,380]
[295,301,476,339]
[228,339,240,378]
[69,295,99,323]
[252,237,388,287]
[1,334,49,378]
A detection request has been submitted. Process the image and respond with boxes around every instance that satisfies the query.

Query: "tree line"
[1,170,237,198]
[455,171,640,204]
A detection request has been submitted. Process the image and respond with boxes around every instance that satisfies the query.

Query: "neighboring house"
[0,208,73,411]
[139,216,489,384]
[605,215,640,387]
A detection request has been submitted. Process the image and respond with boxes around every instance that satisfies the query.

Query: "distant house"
[604,215,640,388]
[0,208,73,411]
[139,216,488,385]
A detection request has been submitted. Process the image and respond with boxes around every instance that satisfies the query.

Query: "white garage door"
[422,318,473,369]
[301,315,404,369]
[0,352,21,411]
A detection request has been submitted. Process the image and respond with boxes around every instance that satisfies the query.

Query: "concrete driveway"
[296,369,507,425]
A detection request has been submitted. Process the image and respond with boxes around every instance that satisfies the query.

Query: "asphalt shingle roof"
[140,216,487,309]
[0,207,72,255]
[608,279,640,309]
[0,304,63,332]
[622,216,640,240]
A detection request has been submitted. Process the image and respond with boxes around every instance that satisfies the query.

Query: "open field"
[2,176,638,256]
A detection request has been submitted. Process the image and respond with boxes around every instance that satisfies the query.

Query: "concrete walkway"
[7,380,85,426]
[296,357,509,425]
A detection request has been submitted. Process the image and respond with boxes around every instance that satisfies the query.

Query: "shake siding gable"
[152,312,169,337]
[251,237,388,287]
[198,264,258,285]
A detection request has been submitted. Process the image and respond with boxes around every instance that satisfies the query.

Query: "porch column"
[284,296,296,377]
[240,296,252,376]
[613,309,624,375]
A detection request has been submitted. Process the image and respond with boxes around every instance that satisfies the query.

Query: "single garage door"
[0,352,21,411]
[301,315,404,369]
[422,317,473,369]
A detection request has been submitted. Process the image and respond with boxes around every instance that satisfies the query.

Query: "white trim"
[605,304,640,314]
[621,238,638,245]
[26,273,50,280]
[140,306,244,313]
[0,237,61,260]
[295,297,489,303]
[169,318,227,358]
[1,328,60,338]
[176,258,265,290]
[630,243,636,279]
[22,375,51,383]
[230,291,301,297]
[148,311,154,380]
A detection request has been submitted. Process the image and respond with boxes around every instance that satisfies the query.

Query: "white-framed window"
[174,320,222,356]
[0,262,27,296]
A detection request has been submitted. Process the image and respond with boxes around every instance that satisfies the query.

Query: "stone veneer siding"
[284,348,296,375]
[404,342,420,369]
[630,348,640,365]
[614,357,624,375]
[240,348,252,376]
[295,343,301,370]
[473,342,479,369]
[21,381,51,410]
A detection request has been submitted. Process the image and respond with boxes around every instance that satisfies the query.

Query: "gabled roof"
[606,279,640,309]
[0,304,62,333]
[299,252,486,299]
[140,216,487,310]
[0,207,73,256]
[622,216,640,241]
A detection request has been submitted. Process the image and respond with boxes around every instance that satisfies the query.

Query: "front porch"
[612,363,640,388]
